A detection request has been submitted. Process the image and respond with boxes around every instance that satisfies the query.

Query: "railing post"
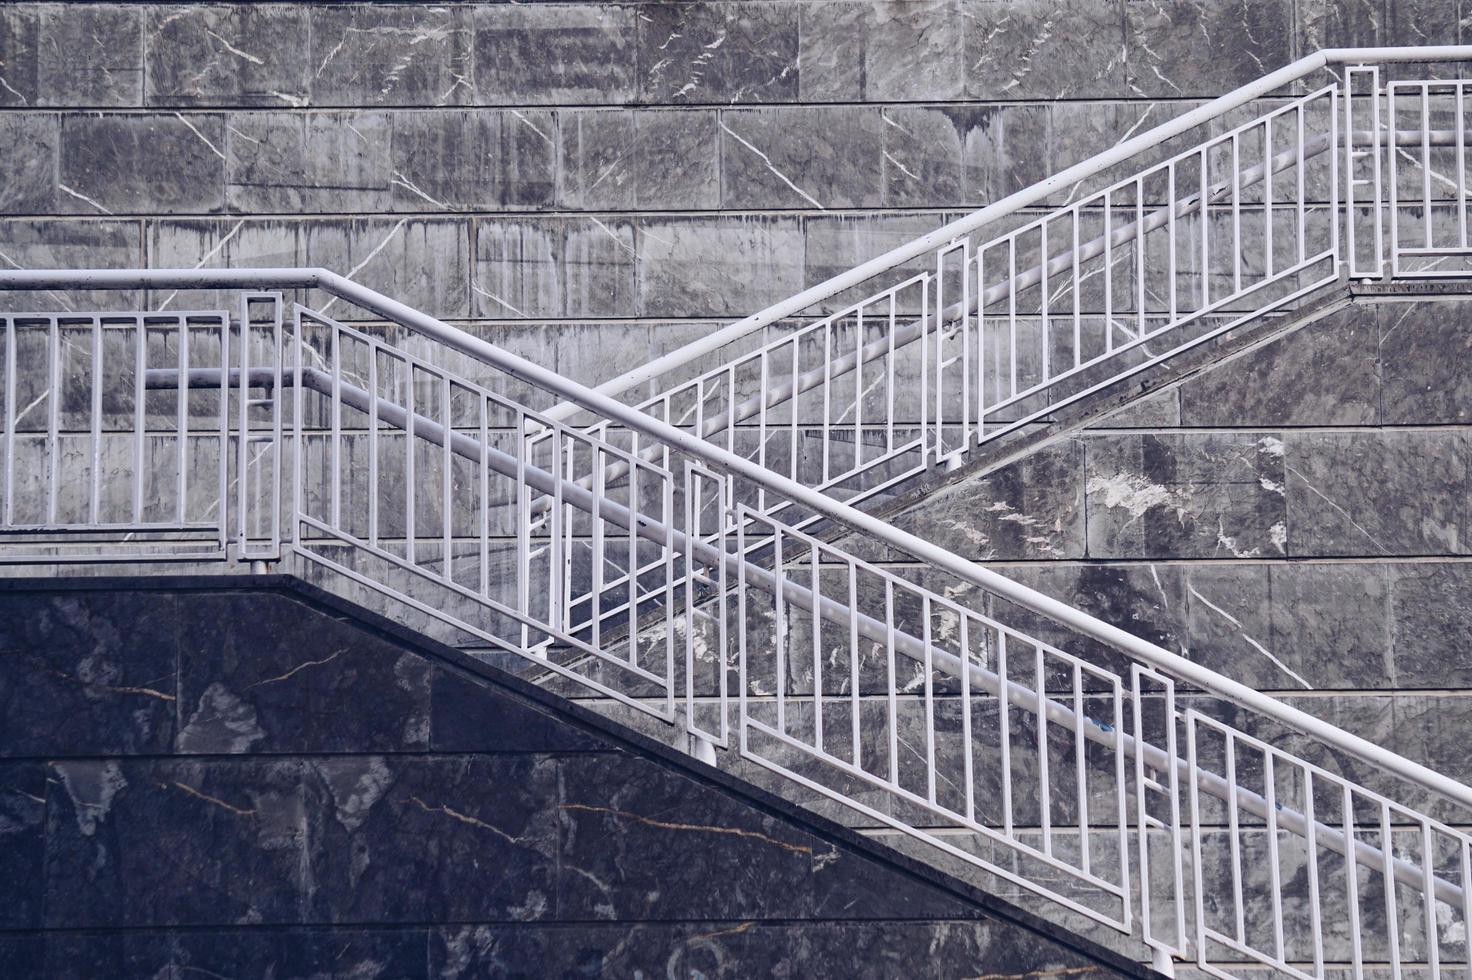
[1342,65,1387,279]
[233,293,284,564]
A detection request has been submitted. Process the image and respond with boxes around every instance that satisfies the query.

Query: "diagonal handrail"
[5,264,1469,819]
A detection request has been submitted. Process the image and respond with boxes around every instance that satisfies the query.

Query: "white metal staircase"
[5,47,1472,978]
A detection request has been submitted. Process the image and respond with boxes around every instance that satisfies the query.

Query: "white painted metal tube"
[42,265,1471,812]
[538,45,1472,417]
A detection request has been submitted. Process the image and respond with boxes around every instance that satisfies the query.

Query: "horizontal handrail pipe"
[11,267,1472,820]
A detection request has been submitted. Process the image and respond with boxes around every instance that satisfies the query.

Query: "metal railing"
[6,46,1472,979]
[546,50,1472,528]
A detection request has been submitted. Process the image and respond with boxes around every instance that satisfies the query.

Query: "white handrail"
[538,44,1472,419]
[5,263,1471,815]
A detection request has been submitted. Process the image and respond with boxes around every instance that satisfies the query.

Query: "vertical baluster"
[960,614,975,824]
[591,444,605,649]
[368,345,379,549]
[440,373,452,582]
[848,559,860,768]
[1103,191,1114,355]
[89,317,102,525]
[131,316,144,525]
[1264,753,1285,964]
[1343,784,1364,980]
[1459,84,1469,251]
[1297,101,1308,266]
[1040,219,1051,385]
[330,325,342,529]
[821,326,832,484]
[998,631,1013,838]
[1264,116,1275,279]
[774,528,786,735]
[885,577,899,786]
[1136,177,1147,339]
[1424,85,1435,250]
[478,395,488,598]
[923,593,936,805]
[1304,770,1324,975]
[1422,820,1441,980]
[404,360,417,564]
[1035,645,1051,856]
[1225,731,1246,945]
[1071,206,1081,370]
[627,448,639,665]
[1167,163,1178,324]
[1381,802,1403,978]
[1008,238,1019,400]
[810,542,823,752]
[49,318,61,525]
[1072,663,1089,877]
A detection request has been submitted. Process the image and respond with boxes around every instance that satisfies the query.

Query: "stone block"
[636,109,722,209]
[303,218,471,319]
[881,439,1087,561]
[1379,299,1472,425]
[1283,430,1469,557]
[226,111,393,213]
[798,1,965,102]
[1390,563,1472,688]
[59,113,226,215]
[558,109,638,211]
[472,4,637,105]
[720,106,885,210]
[144,5,310,107]
[0,5,142,108]
[962,0,1129,101]
[308,5,472,107]
[1084,431,1288,559]
[0,113,57,215]
[638,2,800,104]
[390,110,556,212]
[0,220,143,314]
[636,216,805,318]
[1178,302,1380,426]
[1123,0,1295,99]
[472,216,637,320]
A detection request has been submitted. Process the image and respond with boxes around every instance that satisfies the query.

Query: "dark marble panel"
[175,591,431,754]
[883,440,1087,561]
[430,666,610,754]
[308,6,473,107]
[307,754,559,924]
[720,106,885,210]
[1380,299,1472,425]
[1284,430,1469,557]
[798,1,965,102]
[0,5,142,108]
[0,112,57,214]
[0,220,143,314]
[1390,563,1472,689]
[433,919,1111,978]
[638,2,800,104]
[144,5,310,107]
[1123,0,1294,99]
[1179,302,1380,426]
[1085,431,1288,559]
[30,931,173,979]
[636,110,722,210]
[226,110,393,213]
[962,0,1129,101]
[0,935,43,978]
[636,216,804,319]
[0,763,46,929]
[175,928,429,979]
[472,5,637,106]
[58,113,226,215]
[43,758,312,927]
[0,591,177,757]
[391,110,556,212]
[557,751,820,921]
